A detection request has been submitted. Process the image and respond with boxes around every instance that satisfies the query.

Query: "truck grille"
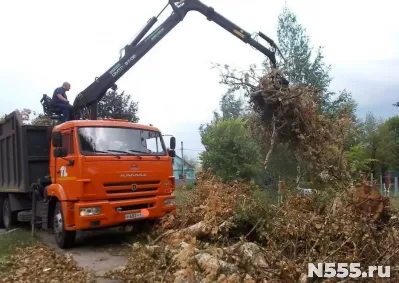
[103,180,160,199]
[103,180,160,187]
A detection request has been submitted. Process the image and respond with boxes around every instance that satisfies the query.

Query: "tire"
[2,198,16,231]
[53,202,76,249]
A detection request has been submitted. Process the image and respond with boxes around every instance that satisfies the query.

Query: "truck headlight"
[164,199,175,206]
[80,207,101,216]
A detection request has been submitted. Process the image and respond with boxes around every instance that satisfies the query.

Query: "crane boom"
[73,0,283,117]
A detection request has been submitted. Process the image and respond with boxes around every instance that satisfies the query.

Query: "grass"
[0,228,37,269]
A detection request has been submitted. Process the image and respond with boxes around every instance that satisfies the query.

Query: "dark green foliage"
[200,117,263,182]
[98,90,139,122]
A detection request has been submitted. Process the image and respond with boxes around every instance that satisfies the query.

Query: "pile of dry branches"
[158,170,255,233]
[104,172,399,282]
[248,69,352,179]
[264,192,399,282]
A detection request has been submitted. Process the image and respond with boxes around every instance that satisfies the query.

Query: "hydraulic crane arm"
[73,0,284,114]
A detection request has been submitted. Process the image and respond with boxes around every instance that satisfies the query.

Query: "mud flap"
[41,201,49,230]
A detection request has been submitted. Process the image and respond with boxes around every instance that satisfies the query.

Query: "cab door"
[54,129,78,185]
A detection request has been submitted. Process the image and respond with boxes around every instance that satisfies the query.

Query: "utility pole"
[181,141,184,177]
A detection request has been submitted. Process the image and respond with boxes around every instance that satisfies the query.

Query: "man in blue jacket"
[51,82,73,122]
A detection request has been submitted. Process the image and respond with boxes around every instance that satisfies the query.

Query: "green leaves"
[97,90,139,122]
[346,112,399,176]
[200,117,263,182]
[277,6,332,94]
[276,5,357,119]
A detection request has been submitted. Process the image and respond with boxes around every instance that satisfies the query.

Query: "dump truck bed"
[0,111,51,193]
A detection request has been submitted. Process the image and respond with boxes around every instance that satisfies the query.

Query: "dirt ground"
[36,228,137,283]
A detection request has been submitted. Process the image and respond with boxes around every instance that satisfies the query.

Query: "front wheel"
[53,202,76,249]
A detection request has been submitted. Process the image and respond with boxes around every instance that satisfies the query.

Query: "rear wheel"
[53,202,76,249]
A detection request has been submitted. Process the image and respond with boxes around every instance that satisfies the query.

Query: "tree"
[219,92,247,120]
[4,109,32,123]
[199,117,263,182]
[346,112,391,178]
[345,113,399,179]
[198,91,264,182]
[363,112,383,174]
[275,5,358,119]
[324,89,358,122]
[276,6,332,96]
[199,91,247,137]
[31,114,53,126]
[347,143,372,174]
[91,90,139,122]
[377,116,399,171]
[0,114,6,123]
[182,154,197,168]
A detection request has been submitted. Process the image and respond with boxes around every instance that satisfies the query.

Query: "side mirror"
[52,131,62,148]
[168,149,176,158]
[170,136,176,150]
[53,148,68,158]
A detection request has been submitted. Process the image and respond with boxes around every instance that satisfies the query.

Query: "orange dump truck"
[0,110,176,248]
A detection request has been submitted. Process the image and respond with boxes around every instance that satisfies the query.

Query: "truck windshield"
[77,127,166,156]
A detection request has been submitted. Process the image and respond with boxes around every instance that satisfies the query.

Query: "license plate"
[125,212,143,220]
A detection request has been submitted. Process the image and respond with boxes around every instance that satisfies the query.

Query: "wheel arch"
[45,184,68,200]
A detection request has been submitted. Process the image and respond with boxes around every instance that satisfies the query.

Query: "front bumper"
[70,195,176,230]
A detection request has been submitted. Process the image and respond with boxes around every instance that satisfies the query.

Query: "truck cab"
[49,119,177,247]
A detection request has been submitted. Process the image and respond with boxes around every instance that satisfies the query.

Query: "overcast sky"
[1,0,398,160]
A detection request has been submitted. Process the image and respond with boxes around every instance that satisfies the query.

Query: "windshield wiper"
[84,149,131,156]
[127,149,150,154]
[90,150,110,154]
[106,149,134,155]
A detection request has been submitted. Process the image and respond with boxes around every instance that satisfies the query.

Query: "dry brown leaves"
[159,171,253,233]
[0,244,95,283]
[265,193,399,282]
[105,172,399,283]
[2,174,396,283]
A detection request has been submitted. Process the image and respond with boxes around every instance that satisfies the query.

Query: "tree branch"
[264,115,287,171]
